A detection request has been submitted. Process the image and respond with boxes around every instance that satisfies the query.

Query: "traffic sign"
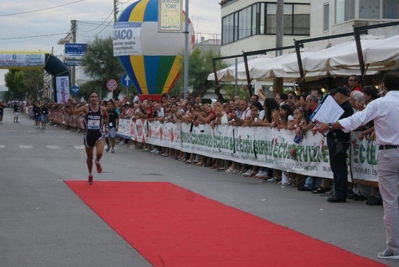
[71,86,79,95]
[107,79,118,91]
[121,74,133,87]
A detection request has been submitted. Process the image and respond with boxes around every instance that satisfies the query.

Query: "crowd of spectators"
[19,77,382,206]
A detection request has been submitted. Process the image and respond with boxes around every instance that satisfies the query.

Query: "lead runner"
[68,91,109,184]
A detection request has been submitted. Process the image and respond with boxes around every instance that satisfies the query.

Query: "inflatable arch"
[0,51,70,103]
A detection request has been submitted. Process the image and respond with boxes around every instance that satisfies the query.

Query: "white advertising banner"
[55,76,70,104]
[0,53,45,68]
[113,22,142,56]
[350,133,378,182]
[159,0,182,32]
[116,119,379,182]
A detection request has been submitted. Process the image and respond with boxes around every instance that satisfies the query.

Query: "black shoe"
[353,194,368,201]
[366,196,383,206]
[298,186,311,191]
[327,196,346,203]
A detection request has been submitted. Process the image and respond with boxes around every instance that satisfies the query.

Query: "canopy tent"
[281,40,380,74]
[329,35,399,71]
[207,55,273,82]
[249,52,328,82]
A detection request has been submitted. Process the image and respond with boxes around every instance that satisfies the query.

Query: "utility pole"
[70,20,77,87]
[183,0,189,99]
[114,0,118,22]
[273,0,284,95]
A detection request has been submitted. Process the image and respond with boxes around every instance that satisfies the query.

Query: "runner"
[33,103,41,128]
[13,102,19,123]
[105,100,119,153]
[0,101,4,124]
[40,101,49,129]
[67,92,109,185]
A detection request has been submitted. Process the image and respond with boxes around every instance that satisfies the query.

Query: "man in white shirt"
[312,70,399,261]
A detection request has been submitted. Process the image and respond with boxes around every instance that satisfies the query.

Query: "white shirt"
[258,110,265,120]
[338,90,399,145]
[240,107,251,120]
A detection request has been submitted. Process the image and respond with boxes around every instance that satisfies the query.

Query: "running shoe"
[88,174,93,185]
[95,161,102,173]
[106,146,110,152]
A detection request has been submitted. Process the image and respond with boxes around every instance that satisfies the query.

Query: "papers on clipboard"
[310,95,344,135]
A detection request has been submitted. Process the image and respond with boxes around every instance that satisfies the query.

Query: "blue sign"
[71,86,79,95]
[65,43,87,55]
[121,74,133,87]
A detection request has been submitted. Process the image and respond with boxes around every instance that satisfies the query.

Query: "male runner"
[105,100,119,153]
[68,92,109,185]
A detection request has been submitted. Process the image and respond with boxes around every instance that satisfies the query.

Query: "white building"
[310,0,399,49]
[219,0,399,56]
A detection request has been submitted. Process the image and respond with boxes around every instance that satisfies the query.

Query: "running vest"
[84,105,103,131]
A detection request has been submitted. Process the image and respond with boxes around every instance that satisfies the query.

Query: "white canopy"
[330,35,399,71]
[207,55,273,82]
[281,40,379,73]
[249,52,328,82]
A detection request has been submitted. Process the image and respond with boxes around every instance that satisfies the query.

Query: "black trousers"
[327,137,350,199]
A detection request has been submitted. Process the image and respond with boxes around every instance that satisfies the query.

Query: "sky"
[0,0,221,91]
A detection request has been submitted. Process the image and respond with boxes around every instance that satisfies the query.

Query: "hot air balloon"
[114,0,195,101]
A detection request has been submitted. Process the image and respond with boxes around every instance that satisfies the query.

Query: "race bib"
[87,119,100,130]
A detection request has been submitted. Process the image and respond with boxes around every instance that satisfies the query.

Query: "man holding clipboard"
[311,87,353,203]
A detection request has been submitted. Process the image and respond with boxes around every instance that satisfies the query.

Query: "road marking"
[19,145,33,149]
[73,145,85,149]
[46,145,60,149]
[0,145,4,148]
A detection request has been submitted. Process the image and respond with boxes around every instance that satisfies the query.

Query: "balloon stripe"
[129,0,149,22]
[144,56,161,95]
[130,55,148,95]
[164,70,181,95]
[154,56,174,95]
[159,56,181,95]
[143,0,158,21]
[118,56,141,94]
[117,1,138,22]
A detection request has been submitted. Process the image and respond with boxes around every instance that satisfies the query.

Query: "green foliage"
[171,48,227,98]
[3,69,44,102]
[220,83,250,101]
[80,36,126,100]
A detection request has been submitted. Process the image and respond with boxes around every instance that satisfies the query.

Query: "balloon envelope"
[114,0,195,95]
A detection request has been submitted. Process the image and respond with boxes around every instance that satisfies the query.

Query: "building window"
[335,0,355,23]
[359,0,380,19]
[221,2,310,45]
[324,4,330,31]
[293,4,310,35]
[266,3,277,34]
[383,0,399,19]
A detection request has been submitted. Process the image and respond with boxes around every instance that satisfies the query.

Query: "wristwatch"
[328,123,332,130]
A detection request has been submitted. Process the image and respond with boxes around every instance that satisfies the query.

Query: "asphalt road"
[0,108,397,267]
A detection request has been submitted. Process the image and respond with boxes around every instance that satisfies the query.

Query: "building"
[217,0,399,92]
[310,0,399,49]
[219,0,399,55]
[220,0,311,58]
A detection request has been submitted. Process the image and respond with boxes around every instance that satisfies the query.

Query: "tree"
[80,36,126,100]
[4,69,44,102]
[171,48,227,100]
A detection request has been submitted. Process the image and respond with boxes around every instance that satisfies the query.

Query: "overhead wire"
[77,9,114,33]
[0,0,84,16]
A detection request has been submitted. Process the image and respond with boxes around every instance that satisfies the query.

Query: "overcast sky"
[0,0,221,91]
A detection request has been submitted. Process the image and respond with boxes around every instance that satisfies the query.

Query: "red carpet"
[65,181,386,267]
